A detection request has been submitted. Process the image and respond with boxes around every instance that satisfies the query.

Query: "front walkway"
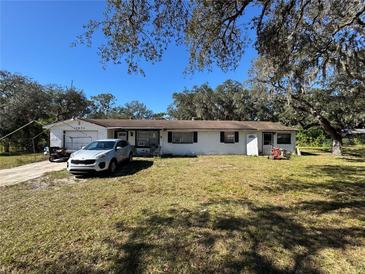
[0,161,66,187]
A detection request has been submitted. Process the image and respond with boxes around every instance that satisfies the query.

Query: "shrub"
[296,128,327,147]
[354,136,365,145]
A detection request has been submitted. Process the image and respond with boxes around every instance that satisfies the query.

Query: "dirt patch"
[27,173,80,190]
[0,160,66,187]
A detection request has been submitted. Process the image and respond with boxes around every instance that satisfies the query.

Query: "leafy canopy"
[168,80,284,121]
[78,0,364,80]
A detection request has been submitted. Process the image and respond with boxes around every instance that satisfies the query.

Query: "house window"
[277,133,291,144]
[220,131,239,143]
[136,131,159,147]
[263,133,273,145]
[171,132,194,144]
[224,132,235,143]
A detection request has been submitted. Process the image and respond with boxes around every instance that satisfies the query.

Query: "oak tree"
[79,0,365,155]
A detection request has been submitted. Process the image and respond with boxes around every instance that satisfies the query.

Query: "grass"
[0,153,47,170]
[298,145,365,158]
[0,146,364,273]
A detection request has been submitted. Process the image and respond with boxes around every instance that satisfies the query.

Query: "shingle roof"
[82,119,296,131]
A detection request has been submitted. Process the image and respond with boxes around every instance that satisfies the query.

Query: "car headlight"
[97,154,106,160]
[69,153,74,159]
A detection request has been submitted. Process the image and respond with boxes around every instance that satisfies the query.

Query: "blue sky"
[1,0,258,113]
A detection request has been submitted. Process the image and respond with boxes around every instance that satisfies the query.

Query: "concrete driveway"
[0,160,66,187]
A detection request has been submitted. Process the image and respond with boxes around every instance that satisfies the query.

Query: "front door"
[247,134,258,156]
[262,132,274,155]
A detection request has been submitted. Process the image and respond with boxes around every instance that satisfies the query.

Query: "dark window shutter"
[193,132,198,143]
[220,132,224,143]
[168,132,172,143]
[235,132,239,143]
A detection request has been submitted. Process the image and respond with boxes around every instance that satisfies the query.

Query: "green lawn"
[0,153,47,170]
[298,145,365,158]
[1,147,364,273]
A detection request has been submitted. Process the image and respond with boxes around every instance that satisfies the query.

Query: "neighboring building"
[43,118,297,156]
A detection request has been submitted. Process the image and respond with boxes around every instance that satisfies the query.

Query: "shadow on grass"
[24,194,365,273]
[343,157,365,163]
[76,160,153,179]
[13,162,365,273]
[112,160,153,177]
[314,164,365,174]
[103,197,365,273]
[296,199,365,214]
[99,163,365,273]
[299,146,365,158]
[299,151,319,156]
[342,146,365,158]
[257,164,365,201]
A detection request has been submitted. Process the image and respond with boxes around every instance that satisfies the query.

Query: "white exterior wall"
[161,130,296,156]
[161,130,247,155]
[46,121,296,155]
[48,120,107,148]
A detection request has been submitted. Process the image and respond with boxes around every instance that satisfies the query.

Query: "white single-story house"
[43,118,297,156]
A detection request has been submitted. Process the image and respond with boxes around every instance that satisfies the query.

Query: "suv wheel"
[127,152,133,163]
[108,159,117,173]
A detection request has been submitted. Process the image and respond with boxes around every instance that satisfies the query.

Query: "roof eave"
[105,127,257,131]
[79,118,108,128]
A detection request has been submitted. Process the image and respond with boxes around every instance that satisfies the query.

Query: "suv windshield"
[83,141,116,150]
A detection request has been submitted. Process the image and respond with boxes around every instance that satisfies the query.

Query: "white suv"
[67,139,132,175]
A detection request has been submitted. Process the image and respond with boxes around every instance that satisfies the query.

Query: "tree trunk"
[290,93,343,156]
[4,141,9,153]
[332,137,342,156]
[316,116,343,156]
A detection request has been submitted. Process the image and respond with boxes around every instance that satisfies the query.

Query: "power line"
[0,120,35,141]
[0,118,91,153]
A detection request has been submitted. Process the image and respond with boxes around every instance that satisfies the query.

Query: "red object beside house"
[271,147,289,160]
